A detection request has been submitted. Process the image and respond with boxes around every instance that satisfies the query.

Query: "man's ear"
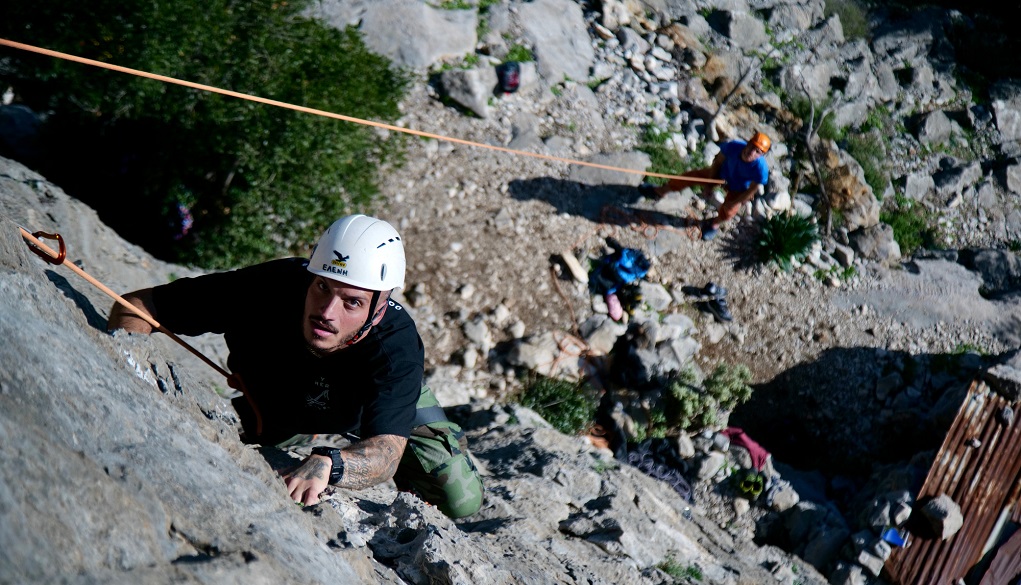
[370,298,389,326]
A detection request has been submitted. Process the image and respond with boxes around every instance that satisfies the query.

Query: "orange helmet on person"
[748,131,771,153]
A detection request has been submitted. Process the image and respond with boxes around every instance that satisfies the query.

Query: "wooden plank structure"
[885,379,1021,584]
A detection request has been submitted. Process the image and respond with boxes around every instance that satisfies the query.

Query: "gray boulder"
[957,248,1021,297]
[519,0,596,84]
[991,80,1021,156]
[439,67,499,118]
[984,357,1021,402]
[919,494,964,540]
[848,223,901,266]
[311,0,477,69]
[916,110,956,146]
[707,10,769,50]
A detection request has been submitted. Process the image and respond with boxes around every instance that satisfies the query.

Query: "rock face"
[0,155,828,584]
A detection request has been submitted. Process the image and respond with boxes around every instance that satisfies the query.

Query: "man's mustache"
[309,316,338,334]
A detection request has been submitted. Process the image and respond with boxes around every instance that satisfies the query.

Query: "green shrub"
[847,107,896,198]
[845,131,889,199]
[657,555,703,581]
[880,197,939,257]
[703,364,753,411]
[639,127,706,186]
[505,44,534,63]
[755,212,820,271]
[662,364,753,433]
[518,375,599,435]
[0,0,409,269]
[824,0,869,40]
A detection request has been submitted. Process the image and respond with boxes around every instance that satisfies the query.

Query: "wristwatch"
[310,446,345,484]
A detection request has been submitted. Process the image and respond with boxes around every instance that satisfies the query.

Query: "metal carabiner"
[28,231,66,265]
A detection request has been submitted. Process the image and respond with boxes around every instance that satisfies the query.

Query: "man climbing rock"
[646,131,772,241]
[107,214,484,518]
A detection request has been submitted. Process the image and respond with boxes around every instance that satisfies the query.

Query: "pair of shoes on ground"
[700,281,732,322]
[700,219,719,241]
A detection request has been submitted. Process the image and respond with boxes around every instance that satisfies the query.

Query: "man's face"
[741,144,765,163]
[302,276,383,353]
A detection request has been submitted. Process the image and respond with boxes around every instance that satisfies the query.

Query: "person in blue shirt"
[650,131,771,241]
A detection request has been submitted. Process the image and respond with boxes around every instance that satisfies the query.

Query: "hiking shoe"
[606,293,623,321]
[704,282,728,298]
[700,220,718,241]
[706,297,732,322]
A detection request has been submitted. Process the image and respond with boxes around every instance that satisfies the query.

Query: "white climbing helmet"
[307,214,406,291]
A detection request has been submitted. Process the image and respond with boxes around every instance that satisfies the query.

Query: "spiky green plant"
[755,212,820,271]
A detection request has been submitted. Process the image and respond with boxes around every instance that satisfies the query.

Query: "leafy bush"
[639,127,705,186]
[824,0,869,40]
[754,212,820,271]
[660,364,753,433]
[518,376,599,435]
[0,0,409,269]
[880,197,939,257]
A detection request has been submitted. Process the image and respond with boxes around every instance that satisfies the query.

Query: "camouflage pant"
[392,386,484,518]
[270,387,484,518]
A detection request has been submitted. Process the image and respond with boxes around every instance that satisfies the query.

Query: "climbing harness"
[17,226,264,437]
[0,38,725,186]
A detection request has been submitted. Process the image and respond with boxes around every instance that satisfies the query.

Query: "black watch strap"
[310,447,345,484]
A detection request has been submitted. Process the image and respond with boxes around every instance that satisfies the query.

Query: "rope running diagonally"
[0,38,726,185]
[16,225,265,437]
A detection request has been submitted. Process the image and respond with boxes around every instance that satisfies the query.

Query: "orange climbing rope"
[18,227,264,436]
[0,38,725,185]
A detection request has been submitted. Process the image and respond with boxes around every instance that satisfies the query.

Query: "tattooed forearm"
[335,434,406,490]
[298,457,329,481]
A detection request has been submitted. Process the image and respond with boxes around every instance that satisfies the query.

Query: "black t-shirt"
[150,258,424,443]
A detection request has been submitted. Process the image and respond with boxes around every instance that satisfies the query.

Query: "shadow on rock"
[45,269,108,331]
[730,345,987,488]
[507,177,692,232]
